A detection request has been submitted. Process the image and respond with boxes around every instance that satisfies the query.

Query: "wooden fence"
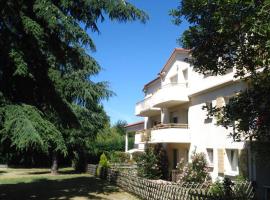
[86,164,255,200]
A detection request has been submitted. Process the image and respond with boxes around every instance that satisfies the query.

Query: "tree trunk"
[51,152,58,175]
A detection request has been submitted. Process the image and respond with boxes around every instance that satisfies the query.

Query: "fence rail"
[86,164,255,200]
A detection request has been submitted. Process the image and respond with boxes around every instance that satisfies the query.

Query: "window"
[226,149,238,171]
[170,75,178,84]
[207,148,214,165]
[173,117,178,124]
[183,69,188,81]
[183,69,188,87]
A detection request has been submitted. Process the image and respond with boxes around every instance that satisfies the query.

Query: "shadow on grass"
[0,176,119,200]
[27,171,49,175]
[0,171,7,175]
[27,169,77,175]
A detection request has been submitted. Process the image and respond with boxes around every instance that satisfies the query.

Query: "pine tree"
[0,0,148,173]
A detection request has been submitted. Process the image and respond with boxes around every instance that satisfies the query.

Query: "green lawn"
[0,168,139,200]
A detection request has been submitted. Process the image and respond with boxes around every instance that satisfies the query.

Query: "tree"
[153,144,169,180]
[114,120,128,135]
[137,146,161,179]
[0,0,148,173]
[170,0,270,144]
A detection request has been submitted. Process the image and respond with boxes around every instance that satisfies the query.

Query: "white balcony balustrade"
[135,96,160,116]
[153,83,189,108]
[137,123,190,144]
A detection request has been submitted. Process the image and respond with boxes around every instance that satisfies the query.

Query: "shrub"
[209,178,253,199]
[154,144,169,180]
[136,147,161,179]
[97,153,110,178]
[110,151,129,163]
[132,151,144,163]
[209,179,224,195]
[176,152,211,185]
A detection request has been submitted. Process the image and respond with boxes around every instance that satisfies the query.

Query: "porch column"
[145,117,152,129]
[161,108,170,124]
[125,132,128,152]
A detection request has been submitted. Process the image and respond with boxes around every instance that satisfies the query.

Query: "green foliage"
[209,179,224,196]
[99,153,109,168]
[97,153,109,178]
[171,0,270,145]
[110,151,129,164]
[88,123,126,155]
[176,152,211,185]
[137,147,161,180]
[209,178,253,199]
[0,0,148,167]
[0,104,66,155]
[114,120,127,136]
[132,151,144,163]
[153,144,169,180]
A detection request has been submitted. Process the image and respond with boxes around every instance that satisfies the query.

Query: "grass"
[0,167,139,200]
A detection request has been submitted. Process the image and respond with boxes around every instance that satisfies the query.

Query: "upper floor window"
[172,117,178,124]
[170,75,178,84]
[183,69,188,81]
[207,148,214,166]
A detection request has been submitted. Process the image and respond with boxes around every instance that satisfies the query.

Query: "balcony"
[135,96,160,116]
[152,83,189,108]
[137,123,190,144]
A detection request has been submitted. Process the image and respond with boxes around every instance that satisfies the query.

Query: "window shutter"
[218,149,225,174]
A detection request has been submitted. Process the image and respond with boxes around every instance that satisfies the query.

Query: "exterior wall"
[166,143,190,171]
[134,49,251,181]
[168,105,188,124]
[188,81,246,180]
[144,79,161,98]
[162,54,190,87]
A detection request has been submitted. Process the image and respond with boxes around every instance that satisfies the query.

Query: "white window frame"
[207,148,214,167]
[225,149,239,176]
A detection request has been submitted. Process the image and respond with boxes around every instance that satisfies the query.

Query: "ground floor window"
[226,149,238,171]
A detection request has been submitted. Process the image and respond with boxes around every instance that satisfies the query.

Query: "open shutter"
[218,149,225,174]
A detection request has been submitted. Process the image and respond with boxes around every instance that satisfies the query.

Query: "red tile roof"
[125,121,144,128]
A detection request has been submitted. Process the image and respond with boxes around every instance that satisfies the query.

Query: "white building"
[132,48,252,181]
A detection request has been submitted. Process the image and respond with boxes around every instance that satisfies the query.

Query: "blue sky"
[90,1,189,125]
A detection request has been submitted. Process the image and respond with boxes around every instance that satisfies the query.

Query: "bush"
[97,153,109,178]
[154,144,169,180]
[110,151,130,163]
[209,179,224,195]
[176,152,211,185]
[136,147,161,179]
[132,151,144,163]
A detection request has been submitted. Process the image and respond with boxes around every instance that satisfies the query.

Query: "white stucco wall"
[134,49,249,180]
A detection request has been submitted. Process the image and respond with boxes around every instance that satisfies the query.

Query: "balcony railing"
[137,129,151,142]
[152,83,189,107]
[137,123,189,143]
[152,123,188,130]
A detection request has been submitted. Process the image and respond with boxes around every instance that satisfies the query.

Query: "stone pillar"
[161,108,170,124]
